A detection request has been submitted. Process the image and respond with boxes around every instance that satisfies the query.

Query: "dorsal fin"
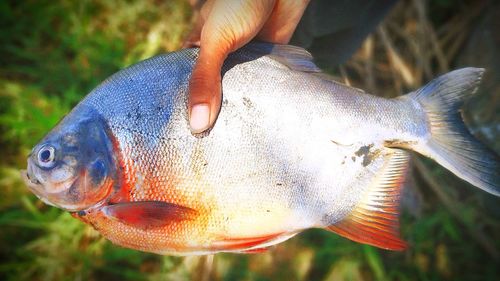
[327,149,410,250]
[243,42,321,73]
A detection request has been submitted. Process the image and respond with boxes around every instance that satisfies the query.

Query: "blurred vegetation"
[0,0,499,280]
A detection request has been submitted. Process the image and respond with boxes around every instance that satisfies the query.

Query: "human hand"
[186,0,310,133]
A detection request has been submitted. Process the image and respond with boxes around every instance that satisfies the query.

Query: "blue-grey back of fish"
[23,43,500,255]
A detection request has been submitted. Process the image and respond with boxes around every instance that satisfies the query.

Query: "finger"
[201,0,276,50]
[188,47,224,134]
[258,0,310,44]
[188,0,276,133]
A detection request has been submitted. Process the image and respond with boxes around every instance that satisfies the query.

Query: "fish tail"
[408,67,500,196]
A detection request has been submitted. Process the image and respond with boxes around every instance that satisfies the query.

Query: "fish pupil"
[40,150,50,162]
[40,150,51,162]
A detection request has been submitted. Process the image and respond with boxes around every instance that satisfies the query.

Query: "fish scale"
[90,48,373,249]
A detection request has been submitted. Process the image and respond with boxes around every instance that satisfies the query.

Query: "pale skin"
[186,0,310,133]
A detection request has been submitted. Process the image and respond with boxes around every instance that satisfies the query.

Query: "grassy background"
[1,0,499,280]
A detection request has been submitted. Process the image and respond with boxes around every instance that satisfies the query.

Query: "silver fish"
[22,43,499,255]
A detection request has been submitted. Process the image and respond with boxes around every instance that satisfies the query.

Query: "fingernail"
[190,103,210,133]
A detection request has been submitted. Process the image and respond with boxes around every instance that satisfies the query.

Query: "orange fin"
[328,149,410,250]
[240,247,269,254]
[211,233,283,252]
[102,201,197,229]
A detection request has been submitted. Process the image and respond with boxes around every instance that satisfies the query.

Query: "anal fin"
[212,231,298,253]
[328,149,410,250]
[240,247,269,254]
[211,233,283,252]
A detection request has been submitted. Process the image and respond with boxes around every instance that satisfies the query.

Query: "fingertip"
[189,103,211,133]
[188,87,222,134]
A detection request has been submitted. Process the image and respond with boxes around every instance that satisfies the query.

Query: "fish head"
[21,106,116,212]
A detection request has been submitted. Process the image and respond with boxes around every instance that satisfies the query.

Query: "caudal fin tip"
[452,67,485,92]
[411,66,500,197]
[458,67,485,75]
[470,67,485,92]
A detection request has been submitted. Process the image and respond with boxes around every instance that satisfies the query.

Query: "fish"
[21,42,500,255]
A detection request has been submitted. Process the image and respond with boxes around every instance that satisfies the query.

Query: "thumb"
[188,0,276,134]
[188,45,226,134]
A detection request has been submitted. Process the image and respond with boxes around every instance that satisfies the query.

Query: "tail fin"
[408,68,500,196]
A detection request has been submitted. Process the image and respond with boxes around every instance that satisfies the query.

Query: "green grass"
[1,0,499,280]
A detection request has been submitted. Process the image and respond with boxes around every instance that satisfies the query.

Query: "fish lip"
[21,169,91,212]
[20,169,42,189]
[20,169,57,207]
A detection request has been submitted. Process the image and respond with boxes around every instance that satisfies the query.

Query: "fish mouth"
[20,169,42,188]
[20,169,57,207]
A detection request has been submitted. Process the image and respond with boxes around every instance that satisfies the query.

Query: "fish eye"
[37,145,56,168]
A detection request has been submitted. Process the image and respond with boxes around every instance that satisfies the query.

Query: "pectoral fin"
[327,149,410,250]
[102,201,197,229]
